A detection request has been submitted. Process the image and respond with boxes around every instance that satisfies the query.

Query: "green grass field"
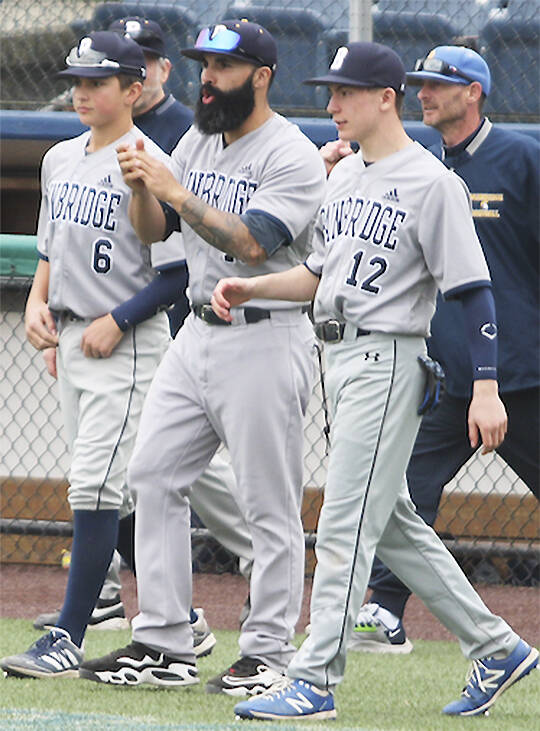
[0,619,537,730]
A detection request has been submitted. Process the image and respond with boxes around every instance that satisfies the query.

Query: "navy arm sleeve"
[455,285,498,381]
[111,261,188,332]
[240,209,292,256]
[161,202,181,240]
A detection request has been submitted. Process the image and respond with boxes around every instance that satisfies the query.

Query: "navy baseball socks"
[1,510,118,679]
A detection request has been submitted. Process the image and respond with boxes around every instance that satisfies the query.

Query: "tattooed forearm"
[176,191,267,266]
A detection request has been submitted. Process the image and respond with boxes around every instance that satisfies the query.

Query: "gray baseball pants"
[129,311,316,668]
[288,332,518,690]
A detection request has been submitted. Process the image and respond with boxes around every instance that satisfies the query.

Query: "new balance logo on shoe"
[383,187,400,202]
[234,677,337,720]
[285,691,317,713]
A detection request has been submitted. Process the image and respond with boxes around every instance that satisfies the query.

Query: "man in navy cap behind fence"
[227,40,537,722]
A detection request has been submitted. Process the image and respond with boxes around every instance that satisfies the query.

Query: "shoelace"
[33,631,62,652]
[355,603,380,627]
[462,658,491,697]
[259,676,294,699]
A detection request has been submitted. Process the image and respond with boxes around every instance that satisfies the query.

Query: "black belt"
[314,320,370,343]
[193,304,271,326]
[50,309,85,322]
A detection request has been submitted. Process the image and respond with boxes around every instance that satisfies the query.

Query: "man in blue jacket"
[354,45,539,660]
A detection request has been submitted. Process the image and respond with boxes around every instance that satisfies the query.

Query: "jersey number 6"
[93,238,113,274]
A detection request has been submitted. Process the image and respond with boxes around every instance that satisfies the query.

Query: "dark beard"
[194,72,256,135]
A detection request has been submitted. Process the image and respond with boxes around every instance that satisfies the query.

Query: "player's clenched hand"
[320,140,354,176]
[117,138,178,202]
[211,277,256,322]
[117,140,147,192]
[25,301,58,350]
[80,314,124,359]
[467,380,508,454]
[43,348,58,379]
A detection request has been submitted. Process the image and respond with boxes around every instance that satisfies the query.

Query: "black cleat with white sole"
[206,655,284,696]
[79,641,199,687]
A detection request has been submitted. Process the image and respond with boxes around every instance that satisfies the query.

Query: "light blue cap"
[406,46,491,95]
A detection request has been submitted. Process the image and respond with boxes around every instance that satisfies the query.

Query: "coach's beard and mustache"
[194,71,257,135]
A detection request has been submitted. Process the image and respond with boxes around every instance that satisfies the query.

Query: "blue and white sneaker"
[234,677,337,721]
[1,628,83,679]
[443,639,538,716]
[347,602,413,654]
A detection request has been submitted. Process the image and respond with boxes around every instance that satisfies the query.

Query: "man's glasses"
[194,25,268,67]
[66,46,121,70]
[414,56,476,83]
[65,43,144,77]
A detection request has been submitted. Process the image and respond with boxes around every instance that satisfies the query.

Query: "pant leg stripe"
[326,339,397,686]
[96,327,138,509]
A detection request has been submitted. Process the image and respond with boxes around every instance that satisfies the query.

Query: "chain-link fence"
[1,1,539,584]
[1,0,539,120]
[1,257,538,584]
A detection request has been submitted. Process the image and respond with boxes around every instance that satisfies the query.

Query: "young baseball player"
[208,42,538,720]
[355,46,540,655]
[0,30,173,678]
[24,22,254,660]
[77,19,326,692]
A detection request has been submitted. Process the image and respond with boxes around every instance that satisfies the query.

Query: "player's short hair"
[118,73,143,90]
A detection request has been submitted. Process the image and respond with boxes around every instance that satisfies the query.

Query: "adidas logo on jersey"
[383,187,399,202]
[238,163,253,176]
[97,174,113,188]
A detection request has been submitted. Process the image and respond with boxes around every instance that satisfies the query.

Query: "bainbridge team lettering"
[49,180,122,232]
[321,196,407,250]
[186,170,258,214]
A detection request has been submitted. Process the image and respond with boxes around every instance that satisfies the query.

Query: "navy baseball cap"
[407,46,491,95]
[304,42,406,93]
[58,31,146,79]
[108,16,166,58]
[181,19,277,71]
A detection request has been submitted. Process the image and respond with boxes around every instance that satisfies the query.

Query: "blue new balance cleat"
[0,627,83,679]
[234,677,336,721]
[443,639,538,716]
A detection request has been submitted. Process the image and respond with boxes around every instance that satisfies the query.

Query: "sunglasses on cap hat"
[62,35,146,78]
[413,55,477,84]
[191,24,275,68]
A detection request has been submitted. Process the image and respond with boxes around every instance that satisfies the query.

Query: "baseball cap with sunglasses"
[406,46,491,95]
[181,19,277,71]
[58,31,146,79]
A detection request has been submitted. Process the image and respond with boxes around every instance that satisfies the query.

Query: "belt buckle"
[200,304,215,323]
[317,319,343,343]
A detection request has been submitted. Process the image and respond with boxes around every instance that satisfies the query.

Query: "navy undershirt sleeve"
[161,202,181,239]
[240,209,292,256]
[455,285,498,381]
[111,261,188,331]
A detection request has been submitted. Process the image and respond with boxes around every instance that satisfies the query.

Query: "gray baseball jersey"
[37,127,183,318]
[288,142,516,694]
[306,142,491,335]
[169,113,326,307]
